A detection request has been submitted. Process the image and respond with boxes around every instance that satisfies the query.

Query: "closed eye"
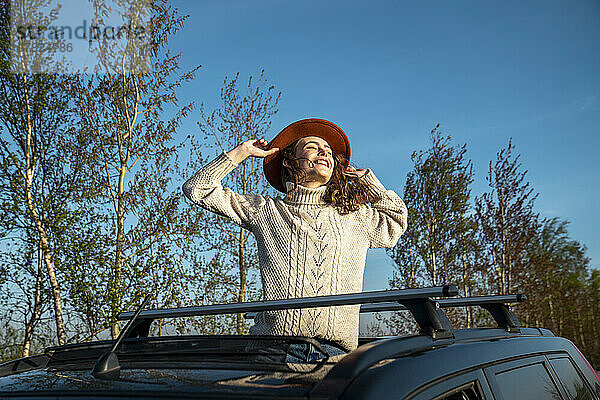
[303,142,332,157]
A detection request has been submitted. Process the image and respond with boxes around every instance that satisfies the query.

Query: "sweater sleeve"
[358,169,408,248]
[182,152,265,231]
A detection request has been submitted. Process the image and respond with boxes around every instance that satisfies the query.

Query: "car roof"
[310,327,564,398]
[313,328,570,399]
[0,288,552,399]
[0,335,344,399]
[0,328,564,399]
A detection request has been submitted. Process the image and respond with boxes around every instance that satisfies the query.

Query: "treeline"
[0,0,278,361]
[383,125,600,367]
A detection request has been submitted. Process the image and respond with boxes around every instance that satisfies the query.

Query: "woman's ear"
[282,158,291,168]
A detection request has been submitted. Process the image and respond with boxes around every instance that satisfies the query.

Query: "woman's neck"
[298,178,326,188]
[284,182,327,205]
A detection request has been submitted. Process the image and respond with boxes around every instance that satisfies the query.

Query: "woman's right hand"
[243,139,280,158]
[227,139,279,164]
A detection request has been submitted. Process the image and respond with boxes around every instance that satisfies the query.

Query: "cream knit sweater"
[182,152,407,350]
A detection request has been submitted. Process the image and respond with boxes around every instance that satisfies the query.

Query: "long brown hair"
[280,140,369,214]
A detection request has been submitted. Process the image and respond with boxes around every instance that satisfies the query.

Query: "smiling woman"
[182,118,408,358]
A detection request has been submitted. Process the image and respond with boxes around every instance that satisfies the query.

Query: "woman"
[183,118,407,361]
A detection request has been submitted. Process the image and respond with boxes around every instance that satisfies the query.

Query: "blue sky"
[168,0,600,290]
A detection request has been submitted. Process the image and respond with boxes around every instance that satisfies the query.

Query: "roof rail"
[117,286,458,320]
[115,287,526,339]
[116,286,458,339]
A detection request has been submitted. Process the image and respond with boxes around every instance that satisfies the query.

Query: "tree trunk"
[22,75,66,345]
[491,248,500,294]
[23,243,44,356]
[111,165,127,339]
[575,311,586,350]
[409,249,416,287]
[500,202,507,295]
[591,305,598,347]
[544,268,558,334]
[507,253,512,295]
[236,228,247,334]
[426,209,437,286]
[461,254,471,328]
[548,297,557,334]
[430,250,437,286]
[467,285,473,328]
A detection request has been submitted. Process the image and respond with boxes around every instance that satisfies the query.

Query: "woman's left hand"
[344,165,368,178]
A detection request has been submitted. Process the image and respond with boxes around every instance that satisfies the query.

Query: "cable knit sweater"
[182,152,407,350]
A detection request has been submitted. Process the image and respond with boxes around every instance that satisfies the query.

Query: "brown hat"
[263,118,351,193]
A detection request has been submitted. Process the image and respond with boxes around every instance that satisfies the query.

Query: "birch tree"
[389,124,475,287]
[72,0,201,338]
[193,71,280,334]
[475,139,538,295]
[0,0,83,348]
[0,227,49,357]
[387,124,476,329]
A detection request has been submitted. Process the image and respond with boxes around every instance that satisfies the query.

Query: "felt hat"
[263,118,351,193]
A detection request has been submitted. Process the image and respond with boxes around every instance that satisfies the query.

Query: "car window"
[494,362,563,400]
[433,381,484,400]
[550,357,595,400]
[411,370,492,400]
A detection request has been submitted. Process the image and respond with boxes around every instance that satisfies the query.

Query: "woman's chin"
[314,165,332,176]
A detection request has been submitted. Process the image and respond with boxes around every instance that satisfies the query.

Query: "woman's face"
[292,136,334,187]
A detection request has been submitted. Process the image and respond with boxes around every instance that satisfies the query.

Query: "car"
[1,285,599,399]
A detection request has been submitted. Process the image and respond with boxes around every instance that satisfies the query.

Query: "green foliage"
[0,323,24,363]
[0,0,208,353]
[389,124,475,286]
[387,124,477,329]
[68,0,202,339]
[475,138,539,295]
[193,70,281,334]
[385,127,599,366]
[521,218,600,366]
[0,320,54,363]
[0,0,87,349]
